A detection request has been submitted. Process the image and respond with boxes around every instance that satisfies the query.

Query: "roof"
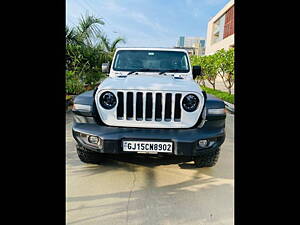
[115,47,188,53]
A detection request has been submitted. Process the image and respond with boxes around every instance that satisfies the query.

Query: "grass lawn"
[200,86,234,104]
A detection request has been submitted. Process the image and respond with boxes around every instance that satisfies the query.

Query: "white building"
[176,36,206,56]
[205,0,234,55]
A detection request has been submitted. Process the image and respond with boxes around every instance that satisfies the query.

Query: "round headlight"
[182,94,199,112]
[100,91,117,110]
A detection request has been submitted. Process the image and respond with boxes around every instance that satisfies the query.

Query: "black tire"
[193,148,220,168]
[76,146,103,164]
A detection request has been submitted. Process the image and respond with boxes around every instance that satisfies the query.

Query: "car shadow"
[103,154,194,168]
[67,164,233,225]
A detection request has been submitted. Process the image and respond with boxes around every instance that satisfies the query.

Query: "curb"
[224,101,234,114]
[66,107,72,113]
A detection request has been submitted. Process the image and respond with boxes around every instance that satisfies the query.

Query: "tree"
[66,13,104,45]
[66,13,106,74]
[198,55,219,90]
[98,35,126,62]
[215,48,234,94]
[65,13,126,87]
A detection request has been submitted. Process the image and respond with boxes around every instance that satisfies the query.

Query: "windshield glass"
[113,50,190,72]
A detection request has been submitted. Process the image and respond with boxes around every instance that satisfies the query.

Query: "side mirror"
[101,62,110,73]
[192,65,201,79]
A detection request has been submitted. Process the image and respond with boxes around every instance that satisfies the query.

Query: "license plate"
[122,140,173,153]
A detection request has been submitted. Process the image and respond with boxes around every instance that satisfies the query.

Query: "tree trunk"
[228,88,231,94]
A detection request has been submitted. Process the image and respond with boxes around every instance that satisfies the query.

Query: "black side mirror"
[192,66,201,79]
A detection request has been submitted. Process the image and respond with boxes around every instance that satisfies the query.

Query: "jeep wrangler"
[72,48,226,167]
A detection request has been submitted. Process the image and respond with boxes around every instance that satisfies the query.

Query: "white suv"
[72,47,226,167]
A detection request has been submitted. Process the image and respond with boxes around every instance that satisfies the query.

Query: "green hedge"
[201,86,234,104]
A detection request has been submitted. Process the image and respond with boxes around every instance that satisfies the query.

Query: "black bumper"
[72,123,225,157]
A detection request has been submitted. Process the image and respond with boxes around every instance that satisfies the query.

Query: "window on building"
[212,32,219,44]
[223,6,234,39]
[212,14,225,44]
[200,40,205,48]
[211,5,235,44]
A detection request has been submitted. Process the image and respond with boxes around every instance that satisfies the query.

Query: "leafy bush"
[66,71,85,95]
[215,49,234,94]
[203,55,219,90]
[190,48,234,93]
[80,70,105,86]
[191,54,219,90]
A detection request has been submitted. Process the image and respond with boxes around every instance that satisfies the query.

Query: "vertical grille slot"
[117,92,124,119]
[136,92,143,120]
[126,92,133,119]
[174,93,182,121]
[155,93,162,121]
[164,93,172,121]
[146,93,153,120]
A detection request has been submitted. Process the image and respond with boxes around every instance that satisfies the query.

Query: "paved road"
[66,112,234,225]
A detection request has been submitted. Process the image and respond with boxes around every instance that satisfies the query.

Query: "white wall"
[205,0,234,55]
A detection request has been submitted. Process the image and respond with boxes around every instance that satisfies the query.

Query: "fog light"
[88,136,103,149]
[198,139,209,148]
[88,136,99,144]
[76,132,104,149]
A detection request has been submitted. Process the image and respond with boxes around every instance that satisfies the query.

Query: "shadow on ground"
[66,112,234,225]
[66,158,233,225]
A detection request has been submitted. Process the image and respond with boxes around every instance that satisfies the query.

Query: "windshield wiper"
[158,69,182,75]
[127,71,138,75]
[127,69,158,75]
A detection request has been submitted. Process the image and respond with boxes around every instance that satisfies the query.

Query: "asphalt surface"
[66,112,234,225]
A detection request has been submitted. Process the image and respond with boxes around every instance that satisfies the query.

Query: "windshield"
[113,50,190,73]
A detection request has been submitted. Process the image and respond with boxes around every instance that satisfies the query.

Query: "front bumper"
[72,123,225,157]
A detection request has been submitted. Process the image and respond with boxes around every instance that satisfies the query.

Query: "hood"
[98,74,202,93]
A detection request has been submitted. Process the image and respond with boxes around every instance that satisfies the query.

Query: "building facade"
[176,36,206,56]
[205,0,234,55]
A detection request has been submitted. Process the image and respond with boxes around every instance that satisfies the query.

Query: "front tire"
[76,146,103,164]
[194,148,220,168]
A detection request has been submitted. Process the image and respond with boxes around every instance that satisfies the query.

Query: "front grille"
[96,89,203,128]
[116,91,182,122]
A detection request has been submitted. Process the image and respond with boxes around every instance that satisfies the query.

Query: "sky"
[66,0,229,47]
